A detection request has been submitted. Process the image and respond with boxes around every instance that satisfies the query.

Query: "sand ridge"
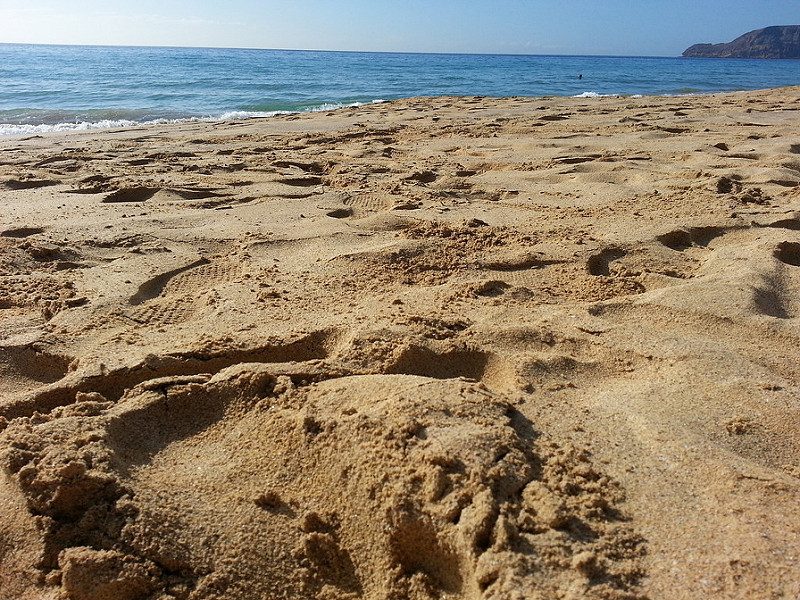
[1,88,799,599]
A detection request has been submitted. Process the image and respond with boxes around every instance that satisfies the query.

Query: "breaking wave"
[0,100,386,137]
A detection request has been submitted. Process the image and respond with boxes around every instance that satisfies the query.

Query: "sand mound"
[1,367,642,599]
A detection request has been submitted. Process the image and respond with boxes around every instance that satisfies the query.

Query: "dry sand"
[1,88,799,600]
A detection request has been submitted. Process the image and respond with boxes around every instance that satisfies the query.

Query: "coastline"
[4,85,800,140]
[1,87,800,599]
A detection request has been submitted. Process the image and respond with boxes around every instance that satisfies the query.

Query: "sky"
[1,1,798,56]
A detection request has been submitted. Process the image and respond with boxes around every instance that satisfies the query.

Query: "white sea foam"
[0,118,203,137]
[216,102,383,122]
[573,91,619,98]
[217,110,288,120]
[0,120,137,136]
[216,101,386,122]
[0,100,389,137]
[307,100,386,112]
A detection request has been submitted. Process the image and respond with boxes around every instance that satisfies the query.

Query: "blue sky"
[1,1,798,55]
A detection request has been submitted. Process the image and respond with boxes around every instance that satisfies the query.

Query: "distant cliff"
[683,26,800,59]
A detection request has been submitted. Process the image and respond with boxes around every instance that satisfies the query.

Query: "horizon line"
[0,41,681,59]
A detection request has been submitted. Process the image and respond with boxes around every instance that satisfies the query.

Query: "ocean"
[1,43,798,136]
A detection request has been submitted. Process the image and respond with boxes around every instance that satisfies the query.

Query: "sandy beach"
[1,88,799,599]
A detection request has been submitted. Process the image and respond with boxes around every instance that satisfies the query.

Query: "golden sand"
[1,88,799,599]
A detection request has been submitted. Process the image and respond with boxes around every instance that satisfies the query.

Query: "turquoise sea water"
[1,44,798,135]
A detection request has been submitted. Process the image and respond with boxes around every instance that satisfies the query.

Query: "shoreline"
[4,85,800,140]
[1,86,799,599]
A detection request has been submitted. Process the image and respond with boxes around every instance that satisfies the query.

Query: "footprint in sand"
[656,226,731,252]
[0,227,45,238]
[102,186,160,203]
[586,248,627,276]
[2,178,57,190]
[774,241,800,267]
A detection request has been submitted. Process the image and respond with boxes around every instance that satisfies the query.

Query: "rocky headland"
[684,25,800,59]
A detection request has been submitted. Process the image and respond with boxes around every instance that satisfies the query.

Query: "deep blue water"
[1,44,798,135]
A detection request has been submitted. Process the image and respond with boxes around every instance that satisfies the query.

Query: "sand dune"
[1,88,799,599]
